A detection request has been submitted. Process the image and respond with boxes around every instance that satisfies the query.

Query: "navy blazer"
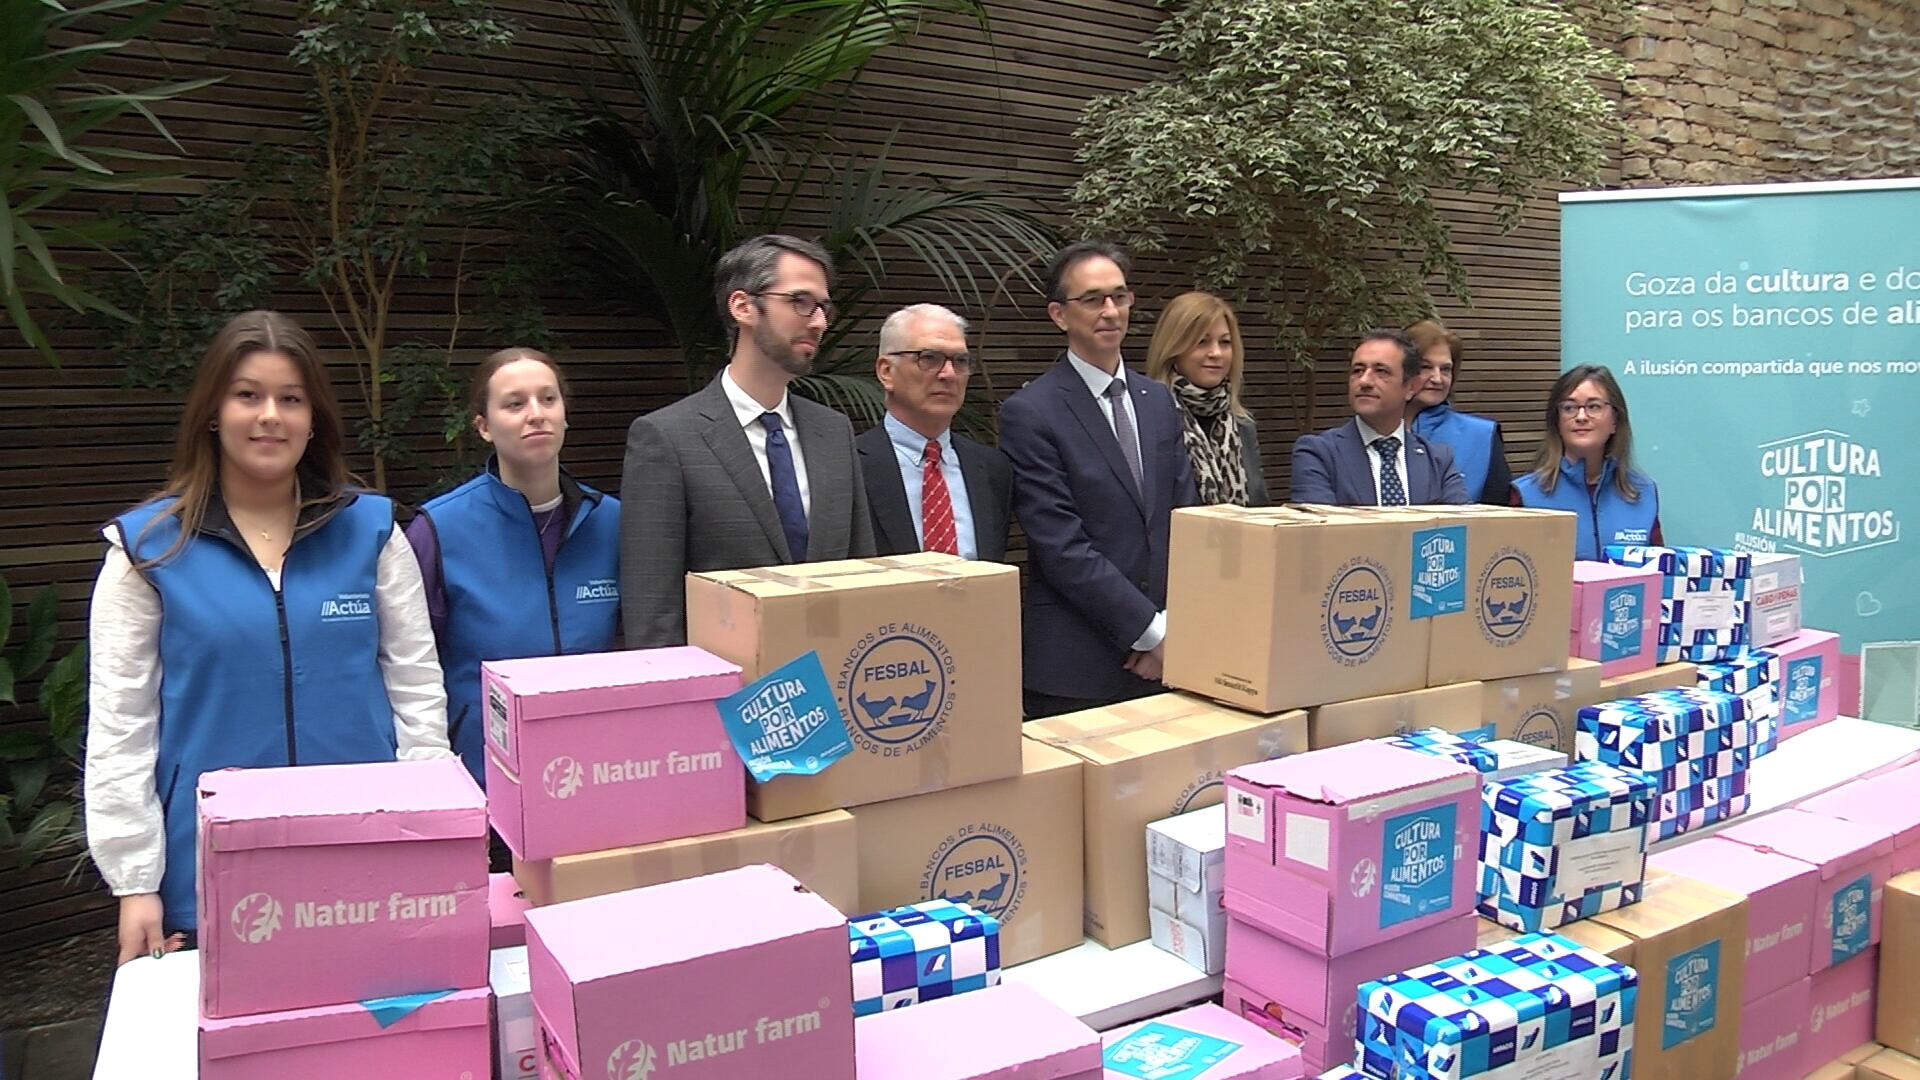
[1290,418,1469,505]
[998,355,1198,701]
[854,423,1013,562]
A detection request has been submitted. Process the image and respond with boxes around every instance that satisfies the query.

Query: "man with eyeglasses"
[999,241,1198,718]
[1291,329,1470,507]
[855,304,1013,560]
[620,234,877,647]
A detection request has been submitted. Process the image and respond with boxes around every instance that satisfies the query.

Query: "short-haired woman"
[1405,320,1511,504]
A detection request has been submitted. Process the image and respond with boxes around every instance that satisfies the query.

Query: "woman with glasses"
[1512,364,1662,560]
[1405,320,1510,504]
[1145,291,1269,506]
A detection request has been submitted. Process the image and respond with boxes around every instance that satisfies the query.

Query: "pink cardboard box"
[856,983,1101,1079]
[1223,742,1479,956]
[525,864,852,1080]
[1572,562,1661,679]
[1801,768,1920,877]
[1772,629,1842,739]
[1735,977,1809,1080]
[1803,948,1878,1069]
[1103,1003,1305,1080]
[1648,836,1818,1002]
[491,872,532,950]
[1719,807,1895,973]
[199,985,490,1080]
[483,647,744,861]
[1222,915,1475,1076]
[196,759,488,1019]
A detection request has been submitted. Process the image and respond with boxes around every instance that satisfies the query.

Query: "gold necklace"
[230,507,291,543]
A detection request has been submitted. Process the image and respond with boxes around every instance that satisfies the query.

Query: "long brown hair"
[468,347,570,420]
[1145,291,1248,418]
[1529,364,1642,500]
[134,311,352,565]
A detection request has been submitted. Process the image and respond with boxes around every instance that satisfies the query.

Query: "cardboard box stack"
[1477,760,1656,933]
[1306,683,1483,749]
[1749,552,1804,646]
[1717,808,1894,974]
[1416,505,1575,686]
[1147,805,1228,975]
[1101,1003,1305,1079]
[492,946,536,1080]
[1774,628,1845,740]
[1572,559,1662,678]
[854,983,1101,1080]
[1605,545,1753,664]
[1479,659,1604,753]
[848,899,1000,1017]
[1861,1048,1920,1080]
[1576,687,1760,841]
[194,759,493,1077]
[1881,872,1920,1056]
[1381,727,1568,782]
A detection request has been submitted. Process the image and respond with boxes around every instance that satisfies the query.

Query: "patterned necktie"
[1374,435,1407,506]
[759,412,809,560]
[920,441,959,556]
[1103,377,1145,493]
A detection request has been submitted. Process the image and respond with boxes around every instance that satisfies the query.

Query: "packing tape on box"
[1207,515,1244,579]
[916,733,953,791]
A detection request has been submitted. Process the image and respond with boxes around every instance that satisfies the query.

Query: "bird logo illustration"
[229,892,283,944]
[1480,554,1536,641]
[605,1039,657,1080]
[846,635,949,746]
[1323,564,1390,661]
[543,755,585,800]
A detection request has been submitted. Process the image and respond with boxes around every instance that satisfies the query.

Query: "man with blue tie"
[999,242,1199,718]
[620,235,876,647]
[1290,329,1470,507]
[855,304,1013,561]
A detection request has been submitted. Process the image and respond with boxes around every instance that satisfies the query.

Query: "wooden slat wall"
[0,0,1615,951]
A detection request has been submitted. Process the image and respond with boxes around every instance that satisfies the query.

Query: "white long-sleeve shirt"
[84,524,452,896]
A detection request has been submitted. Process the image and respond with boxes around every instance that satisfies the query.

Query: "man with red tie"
[855,304,1013,561]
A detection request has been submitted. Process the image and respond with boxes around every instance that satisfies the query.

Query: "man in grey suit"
[620,234,877,646]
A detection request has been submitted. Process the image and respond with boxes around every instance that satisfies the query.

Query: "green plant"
[0,0,219,363]
[0,576,88,870]
[1071,0,1630,429]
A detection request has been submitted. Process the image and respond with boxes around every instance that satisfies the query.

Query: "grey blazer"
[1235,414,1272,507]
[619,377,877,647]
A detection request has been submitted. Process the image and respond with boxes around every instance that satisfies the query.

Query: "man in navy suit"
[999,242,1199,718]
[1291,330,1470,506]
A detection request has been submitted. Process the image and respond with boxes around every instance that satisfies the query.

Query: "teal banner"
[1560,180,1920,649]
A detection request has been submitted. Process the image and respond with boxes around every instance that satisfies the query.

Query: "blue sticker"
[1785,656,1823,725]
[1103,1022,1243,1078]
[718,652,854,783]
[1663,940,1720,1049]
[1458,724,1496,744]
[1831,872,1873,964]
[1380,804,1457,929]
[1411,526,1467,620]
[1601,585,1644,662]
[359,988,456,1029]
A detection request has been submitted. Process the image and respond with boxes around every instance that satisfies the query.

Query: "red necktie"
[921,441,959,555]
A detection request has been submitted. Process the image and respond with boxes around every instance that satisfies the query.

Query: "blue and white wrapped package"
[1576,688,1758,841]
[1358,932,1638,1080]
[1478,761,1656,933]
[1694,649,1781,756]
[1607,545,1752,664]
[849,899,1000,1017]
[1383,728,1499,774]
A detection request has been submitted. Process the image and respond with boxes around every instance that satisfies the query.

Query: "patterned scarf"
[1170,375,1250,506]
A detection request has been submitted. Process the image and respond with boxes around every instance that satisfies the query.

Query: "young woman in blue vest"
[1512,364,1663,560]
[86,311,450,965]
[405,348,620,789]
[1405,320,1512,504]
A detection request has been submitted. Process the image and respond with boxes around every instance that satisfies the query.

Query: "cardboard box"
[1749,553,1805,647]
[1864,1050,1920,1080]
[849,899,1000,1017]
[1307,682,1484,749]
[1152,906,1224,975]
[1101,1003,1305,1080]
[686,553,1022,820]
[1380,729,1567,780]
[1421,505,1577,685]
[1573,560,1662,678]
[1806,1046,1883,1080]
[491,872,531,950]
[525,865,853,1080]
[1148,804,1226,957]
[1475,916,1522,949]
[1777,629,1845,739]
[492,945,537,1080]
[846,739,1084,966]
[1027,693,1307,947]
[482,647,744,860]
[1165,506,1431,713]
[1696,650,1784,756]
[1720,808,1895,973]
[1881,872,1920,1054]
[1734,977,1809,1080]
[1601,661,1700,699]
[1802,772,1920,881]
[1480,658,1604,752]
[1588,868,1750,1080]
[1223,741,1480,956]
[511,809,857,913]
[196,759,488,1019]
[197,986,491,1080]
[1805,950,1880,1073]
[1478,760,1655,933]
[1578,688,1759,842]
[854,983,1100,1080]
[1648,836,1819,1002]
[1606,545,1754,664]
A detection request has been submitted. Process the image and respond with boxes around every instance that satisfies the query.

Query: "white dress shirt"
[1356,416,1412,506]
[722,367,812,517]
[884,413,976,560]
[1064,350,1164,653]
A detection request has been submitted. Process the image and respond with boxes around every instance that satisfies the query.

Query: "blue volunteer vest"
[1512,456,1660,561]
[417,464,620,785]
[114,493,400,931]
[1412,403,1498,503]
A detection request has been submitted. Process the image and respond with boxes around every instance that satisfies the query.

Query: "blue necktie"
[1374,435,1407,506]
[760,412,809,561]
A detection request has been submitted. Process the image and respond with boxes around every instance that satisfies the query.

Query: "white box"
[1150,906,1225,975]
[1482,739,1569,782]
[1750,553,1804,647]
[490,946,535,1080]
[1147,804,1225,924]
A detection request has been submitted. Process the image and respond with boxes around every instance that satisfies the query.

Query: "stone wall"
[1621,0,1920,185]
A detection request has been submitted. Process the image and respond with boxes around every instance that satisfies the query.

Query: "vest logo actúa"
[318,591,374,623]
[542,750,728,801]
[1322,559,1393,664]
[840,625,955,756]
[923,823,1027,923]
[576,578,620,604]
[229,888,460,943]
[1478,550,1537,645]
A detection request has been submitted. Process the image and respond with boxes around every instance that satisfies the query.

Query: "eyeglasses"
[886,349,973,374]
[1558,400,1614,418]
[1060,288,1135,310]
[752,291,836,322]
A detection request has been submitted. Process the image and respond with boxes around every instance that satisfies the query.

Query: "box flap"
[200,758,486,852]
[852,983,1099,1079]
[697,554,1013,599]
[1027,694,1296,766]
[1229,740,1477,809]
[199,986,489,1060]
[1574,560,1660,586]
[1590,867,1746,939]
[1801,773,1920,848]
[1719,808,1897,881]
[483,646,742,717]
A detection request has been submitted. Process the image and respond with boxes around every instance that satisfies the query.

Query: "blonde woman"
[1145,291,1269,505]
